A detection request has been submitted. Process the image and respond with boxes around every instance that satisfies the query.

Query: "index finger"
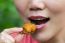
[2,27,23,34]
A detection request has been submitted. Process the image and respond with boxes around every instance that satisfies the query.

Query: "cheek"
[14,0,29,14]
[45,0,64,13]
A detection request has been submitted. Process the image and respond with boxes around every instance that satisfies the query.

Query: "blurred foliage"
[0,0,24,32]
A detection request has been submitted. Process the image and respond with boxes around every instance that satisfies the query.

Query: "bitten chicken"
[23,23,36,33]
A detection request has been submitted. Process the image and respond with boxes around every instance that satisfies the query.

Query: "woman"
[0,0,65,43]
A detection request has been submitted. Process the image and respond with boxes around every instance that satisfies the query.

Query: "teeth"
[35,18,43,20]
[28,17,50,25]
[34,17,48,20]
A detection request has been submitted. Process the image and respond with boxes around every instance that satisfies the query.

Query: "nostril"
[30,8,42,11]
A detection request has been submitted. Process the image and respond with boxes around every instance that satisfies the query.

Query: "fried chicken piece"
[23,23,36,33]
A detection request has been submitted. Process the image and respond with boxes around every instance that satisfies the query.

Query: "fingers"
[2,27,23,34]
[0,32,15,43]
[0,27,24,43]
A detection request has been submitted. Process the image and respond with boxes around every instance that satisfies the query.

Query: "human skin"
[14,0,65,43]
[0,27,24,43]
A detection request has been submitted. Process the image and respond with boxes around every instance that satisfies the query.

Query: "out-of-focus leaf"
[0,0,24,32]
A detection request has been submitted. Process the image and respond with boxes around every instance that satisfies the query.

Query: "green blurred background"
[0,0,24,32]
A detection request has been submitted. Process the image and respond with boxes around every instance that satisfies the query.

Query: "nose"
[30,0,45,11]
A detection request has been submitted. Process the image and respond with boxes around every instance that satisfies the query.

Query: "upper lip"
[28,16,50,25]
[28,16,46,20]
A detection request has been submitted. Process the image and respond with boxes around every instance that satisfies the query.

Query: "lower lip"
[36,24,46,30]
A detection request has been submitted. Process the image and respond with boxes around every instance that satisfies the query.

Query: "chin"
[32,17,62,42]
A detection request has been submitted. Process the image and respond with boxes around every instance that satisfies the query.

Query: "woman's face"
[14,0,65,42]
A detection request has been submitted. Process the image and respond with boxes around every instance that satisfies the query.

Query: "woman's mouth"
[28,16,50,30]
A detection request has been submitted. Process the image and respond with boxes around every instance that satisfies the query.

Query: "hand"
[0,27,24,43]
